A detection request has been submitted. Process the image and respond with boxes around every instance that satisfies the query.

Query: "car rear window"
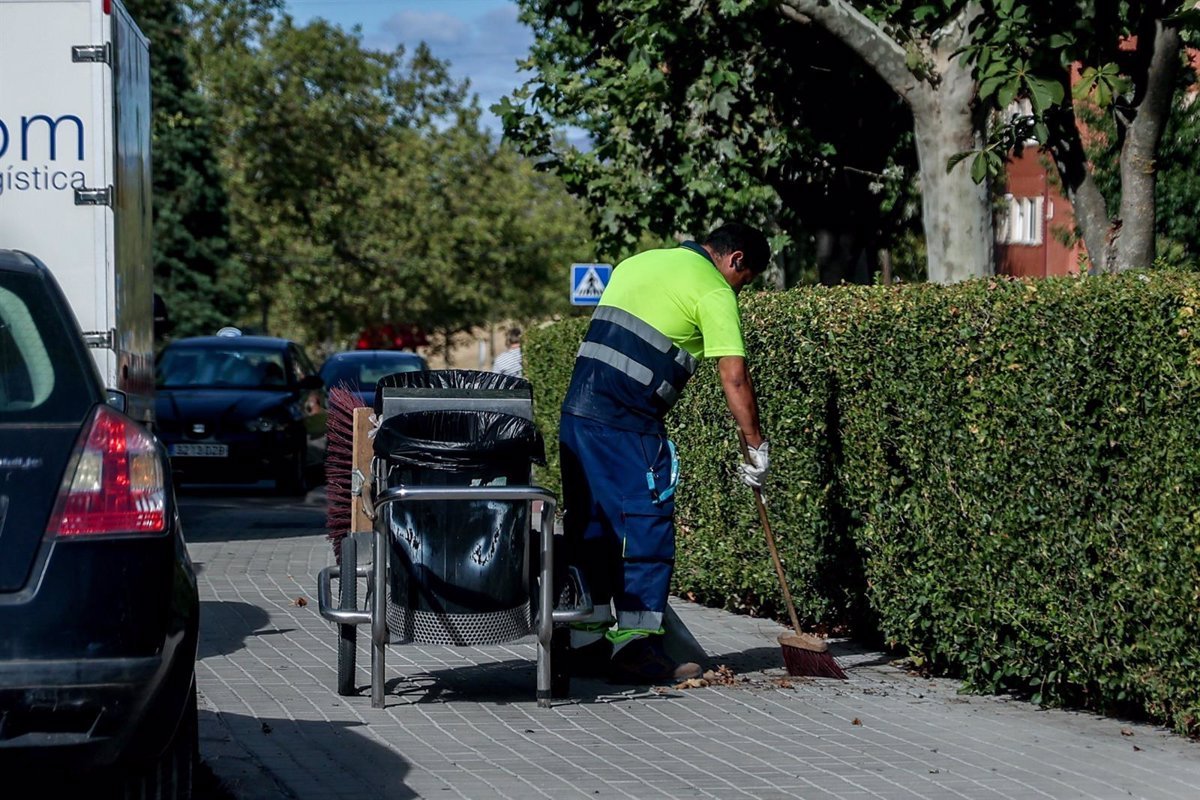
[0,271,96,423]
[323,357,425,388]
[157,346,290,389]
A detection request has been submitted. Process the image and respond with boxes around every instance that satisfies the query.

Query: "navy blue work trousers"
[559,412,676,630]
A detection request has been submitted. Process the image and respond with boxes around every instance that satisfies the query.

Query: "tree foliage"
[963,0,1190,273]
[780,0,1188,275]
[1154,77,1200,268]
[123,0,246,338]
[182,1,592,347]
[510,0,1194,282]
[507,0,994,283]
[499,0,921,286]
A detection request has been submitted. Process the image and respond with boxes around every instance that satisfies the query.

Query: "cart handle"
[317,563,372,626]
[372,485,558,507]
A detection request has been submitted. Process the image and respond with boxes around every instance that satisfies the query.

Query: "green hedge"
[527,274,1200,736]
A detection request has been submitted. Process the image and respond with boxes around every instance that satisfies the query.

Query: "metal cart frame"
[317,376,592,707]
[318,463,592,708]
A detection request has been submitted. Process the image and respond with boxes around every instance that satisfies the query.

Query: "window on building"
[998,194,1044,246]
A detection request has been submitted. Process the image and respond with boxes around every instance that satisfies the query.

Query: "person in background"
[492,327,523,377]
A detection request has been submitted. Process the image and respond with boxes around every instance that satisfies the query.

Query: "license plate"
[170,443,228,458]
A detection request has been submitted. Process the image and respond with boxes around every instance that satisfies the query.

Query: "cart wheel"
[551,626,571,699]
[337,536,358,696]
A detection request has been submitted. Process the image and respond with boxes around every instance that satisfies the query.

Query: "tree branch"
[777,0,916,101]
[1045,101,1112,274]
[777,4,810,25]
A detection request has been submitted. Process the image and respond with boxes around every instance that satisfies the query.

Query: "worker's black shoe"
[568,637,612,678]
[607,635,702,685]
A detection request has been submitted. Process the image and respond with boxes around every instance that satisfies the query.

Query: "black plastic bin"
[374,407,546,645]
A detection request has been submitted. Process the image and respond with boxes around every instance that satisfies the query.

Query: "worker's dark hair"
[506,327,522,346]
[703,223,770,273]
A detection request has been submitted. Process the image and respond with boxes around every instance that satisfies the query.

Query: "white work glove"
[739,440,769,489]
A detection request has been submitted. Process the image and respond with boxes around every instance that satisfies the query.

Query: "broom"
[739,432,847,679]
[325,384,367,564]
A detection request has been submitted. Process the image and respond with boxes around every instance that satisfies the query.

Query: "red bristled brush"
[325,384,366,564]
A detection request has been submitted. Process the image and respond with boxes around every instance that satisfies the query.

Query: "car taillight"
[46,405,166,537]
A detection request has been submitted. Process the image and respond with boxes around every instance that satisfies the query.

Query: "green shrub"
[526,274,1200,736]
[524,316,588,497]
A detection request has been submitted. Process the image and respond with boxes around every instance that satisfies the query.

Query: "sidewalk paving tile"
[191,530,1200,800]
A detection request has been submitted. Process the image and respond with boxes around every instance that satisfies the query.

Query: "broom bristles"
[779,632,848,679]
[325,384,367,564]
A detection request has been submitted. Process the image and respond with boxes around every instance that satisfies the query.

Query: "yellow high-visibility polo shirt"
[598,242,745,359]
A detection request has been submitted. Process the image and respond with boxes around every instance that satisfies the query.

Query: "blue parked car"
[319,349,428,408]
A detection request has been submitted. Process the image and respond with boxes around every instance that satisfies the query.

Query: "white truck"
[0,0,154,423]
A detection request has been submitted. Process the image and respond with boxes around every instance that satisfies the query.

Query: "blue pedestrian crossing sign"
[570,263,612,306]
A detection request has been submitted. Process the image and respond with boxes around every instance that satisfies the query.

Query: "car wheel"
[337,535,359,696]
[306,459,326,488]
[276,449,308,496]
[118,683,197,799]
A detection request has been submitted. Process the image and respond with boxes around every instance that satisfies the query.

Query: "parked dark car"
[155,334,327,493]
[0,250,199,795]
[319,349,428,407]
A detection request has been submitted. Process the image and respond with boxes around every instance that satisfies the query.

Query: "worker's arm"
[718,356,764,448]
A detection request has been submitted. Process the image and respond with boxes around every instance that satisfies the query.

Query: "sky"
[285,0,533,133]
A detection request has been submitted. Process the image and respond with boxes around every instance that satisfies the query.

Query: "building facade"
[995,145,1086,278]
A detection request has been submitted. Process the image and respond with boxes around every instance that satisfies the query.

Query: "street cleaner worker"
[560,222,772,683]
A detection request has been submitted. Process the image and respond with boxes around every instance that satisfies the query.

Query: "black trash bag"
[373,409,544,637]
[374,369,530,413]
[373,410,545,470]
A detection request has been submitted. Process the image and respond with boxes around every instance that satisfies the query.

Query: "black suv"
[0,250,199,796]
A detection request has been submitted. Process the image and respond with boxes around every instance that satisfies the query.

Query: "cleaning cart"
[317,371,592,708]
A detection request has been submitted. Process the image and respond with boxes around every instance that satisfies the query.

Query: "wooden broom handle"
[739,431,805,636]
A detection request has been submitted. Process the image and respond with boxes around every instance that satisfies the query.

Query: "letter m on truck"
[0,0,154,423]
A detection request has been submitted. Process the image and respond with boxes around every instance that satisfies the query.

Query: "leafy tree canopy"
[183,0,593,347]
[124,0,246,338]
[950,0,1189,272]
[509,0,1194,280]
[499,0,921,285]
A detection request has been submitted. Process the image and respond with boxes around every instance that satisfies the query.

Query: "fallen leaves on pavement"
[672,665,741,690]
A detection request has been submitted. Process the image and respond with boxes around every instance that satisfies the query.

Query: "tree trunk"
[1050,17,1181,274]
[1112,21,1181,272]
[780,0,992,284]
[911,83,993,284]
[815,229,877,285]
